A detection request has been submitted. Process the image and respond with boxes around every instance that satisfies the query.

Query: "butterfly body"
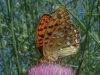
[36,6,80,64]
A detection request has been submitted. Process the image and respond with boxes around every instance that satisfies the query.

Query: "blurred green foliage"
[0,0,100,75]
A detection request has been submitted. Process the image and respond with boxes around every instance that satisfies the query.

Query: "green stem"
[10,22,21,74]
[5,0,21,74]
[0,20,8,75]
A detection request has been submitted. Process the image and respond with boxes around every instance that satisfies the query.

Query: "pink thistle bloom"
[28,64,76,75]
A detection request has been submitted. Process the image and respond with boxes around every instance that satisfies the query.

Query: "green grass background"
[0,0,100,75]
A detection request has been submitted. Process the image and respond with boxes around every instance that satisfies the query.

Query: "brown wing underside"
[47,23,80,58]
[43,6,71,56]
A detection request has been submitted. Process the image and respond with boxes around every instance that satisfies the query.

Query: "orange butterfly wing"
[36,14,51,56]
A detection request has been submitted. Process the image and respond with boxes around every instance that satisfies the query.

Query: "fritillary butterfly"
[36,6,80,64]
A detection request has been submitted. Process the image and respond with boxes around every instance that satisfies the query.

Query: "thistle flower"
[28,64,76,75]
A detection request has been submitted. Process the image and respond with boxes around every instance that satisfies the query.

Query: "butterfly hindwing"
[43,6,72,55]
[47,23,80,58]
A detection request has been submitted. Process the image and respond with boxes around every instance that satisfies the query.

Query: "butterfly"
[36,6,80,64]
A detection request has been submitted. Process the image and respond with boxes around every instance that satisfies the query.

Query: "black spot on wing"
[47,32,52,36]
[38,34,44,38]
[38,28,43,31]
[48,25,53,28]
[45,37,49,40]
[55,23,58,26]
